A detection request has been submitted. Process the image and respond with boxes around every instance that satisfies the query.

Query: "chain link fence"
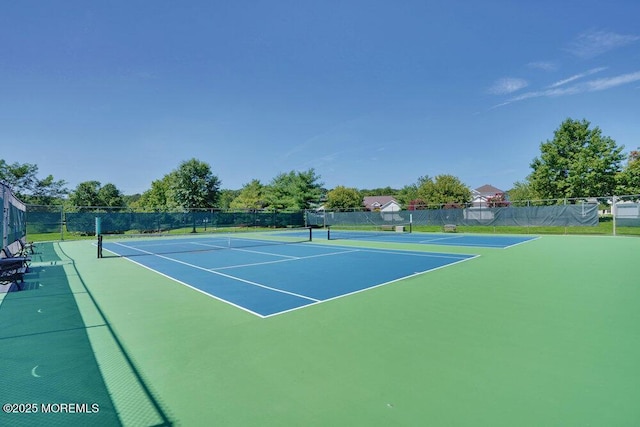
[26,206,306,238]
[1,181,27,247]
[306,195,640,236]
[25,195,640,240]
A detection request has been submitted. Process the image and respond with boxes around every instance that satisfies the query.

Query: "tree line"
[2,118,639,211]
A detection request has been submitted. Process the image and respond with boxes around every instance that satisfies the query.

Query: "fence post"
[612,195,617,236]
[60,205,65,240]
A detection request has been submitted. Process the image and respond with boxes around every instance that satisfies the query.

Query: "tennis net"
[327,223,411,241]
[97,227,313,258]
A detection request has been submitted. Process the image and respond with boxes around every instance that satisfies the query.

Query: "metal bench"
[443,224,457,233]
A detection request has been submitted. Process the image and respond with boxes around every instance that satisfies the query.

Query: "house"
[363,196,401,212]
[363,196,404,222]
[471,184,505,207]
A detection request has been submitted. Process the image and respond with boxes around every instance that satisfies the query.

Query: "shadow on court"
[0,243,172,426]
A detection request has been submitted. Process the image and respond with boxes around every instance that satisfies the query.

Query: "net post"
[308,226,312,242]
[327,225,331,240]
[97,234,103,259]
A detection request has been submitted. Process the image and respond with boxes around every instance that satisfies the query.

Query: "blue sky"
[2,1,639,195]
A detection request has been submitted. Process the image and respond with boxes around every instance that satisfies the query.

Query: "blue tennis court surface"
[327,230,537,248]
[102,237,477,317]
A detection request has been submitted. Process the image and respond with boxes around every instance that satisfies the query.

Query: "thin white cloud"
[547,67,608,88]
[586,71,640,91]
[567,30,640,58]
[491,70,640,108]
[487,77,528,95]
[527,61,557,71]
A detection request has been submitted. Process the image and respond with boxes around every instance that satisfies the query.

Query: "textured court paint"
[101,240,475,316]
[0,245,122,427]
[325,230,536,248]
[54,235,640,426]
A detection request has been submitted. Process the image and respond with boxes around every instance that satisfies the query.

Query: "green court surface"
[2,234,639,426]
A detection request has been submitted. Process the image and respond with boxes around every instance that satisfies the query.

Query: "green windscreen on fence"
[64,210,306,234]
[1,182,27,247]
[308,204,600,228]
[26,205,64,234]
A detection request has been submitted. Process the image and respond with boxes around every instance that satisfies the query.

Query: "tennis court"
[325,227,536,248]
[3,231,640,426]
[100,231,477,317]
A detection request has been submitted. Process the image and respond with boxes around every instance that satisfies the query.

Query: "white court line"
[263,254,481,318]
[104,241,479,318]
[110,242,320,303]
[417,235,466,244]
[502,236,541,249]
[212,249,360,271]
[419,241,507,248]
[352,247,471,260]
[190,241,300,259]
[102,245,267,317]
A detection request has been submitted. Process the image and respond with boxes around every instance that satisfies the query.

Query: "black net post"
[97,234,103,259]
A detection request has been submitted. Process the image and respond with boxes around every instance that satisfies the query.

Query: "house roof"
[473,184,504,196]
[363,196,399,210]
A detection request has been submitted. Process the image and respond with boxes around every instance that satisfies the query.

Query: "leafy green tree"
[68,181,102,207]
[416,174,471,206]
[172,158,221,210]
[616,154,640,195]
[68,181,125,208]
[0,159,67,203]
[217,189,240,210]
[507,181,541,206]
[230,180,266,210]
[528,118,626,199]
[396,183,419,208]
[98,183,125,207]
[123,193,141,206]
[360,187,399,197]
[264,169,323,210]
[132,175,178,211]
[27,174,68,205]
[0,160,37,194]
[325,186,362,210]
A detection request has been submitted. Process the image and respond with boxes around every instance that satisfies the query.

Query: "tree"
[416,174,471,206]
[217,189,240,210]
[264,169,323,210]
[528,118,626,199]
[98,183,125,207]
[360,187,399,197]
[0,159,67,204]
[132,175,178,211]
[616,153,640,195]
[0,160,37,195]
[171,159,221,210]
[507,181,541,206]
[396,183,420,209]
[68,181,126,208]
[486,192,509,207]
[325,186,362,210]
[230,180,266,210]
[28,174,68,205]
[68,181,102,207]
[405,199,426,210]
